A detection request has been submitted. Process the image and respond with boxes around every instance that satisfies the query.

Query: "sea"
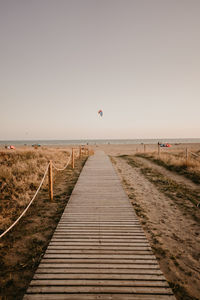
[0,138,200,146]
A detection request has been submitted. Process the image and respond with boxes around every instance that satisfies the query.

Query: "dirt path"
[112,156,200,300]
[135,156,200,192]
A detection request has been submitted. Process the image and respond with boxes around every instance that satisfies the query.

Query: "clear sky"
[0,0,200,140]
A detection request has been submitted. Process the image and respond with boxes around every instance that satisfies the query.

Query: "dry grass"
[136,148,200,184]
[0,147,72,234]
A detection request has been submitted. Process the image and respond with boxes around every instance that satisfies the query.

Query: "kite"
[98,109,103,117]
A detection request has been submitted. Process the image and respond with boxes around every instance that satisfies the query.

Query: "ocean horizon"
[0,138,200,146]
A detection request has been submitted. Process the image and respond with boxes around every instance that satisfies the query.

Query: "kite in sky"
[98,109,103,117]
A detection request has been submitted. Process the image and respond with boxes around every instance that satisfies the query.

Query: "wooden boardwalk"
[24,151,176,300]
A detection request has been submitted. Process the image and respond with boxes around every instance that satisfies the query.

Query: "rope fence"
[0,146,92,239]
[0,163,50,239]
[52,154,72,171]
[137,144,200,165]
[156,147,200,165]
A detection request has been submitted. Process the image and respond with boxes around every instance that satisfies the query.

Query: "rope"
[52,155,72,171]
[0,150,83,238]
[0,163,50,239]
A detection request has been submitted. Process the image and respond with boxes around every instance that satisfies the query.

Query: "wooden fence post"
[158,144,160,157]
[186,147,188,166]
[144,144,146,153]
[79,146,82,159]
[72,148,75,169]
[48,160,53,201]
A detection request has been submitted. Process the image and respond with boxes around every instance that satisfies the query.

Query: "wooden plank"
[54,231,145,234]
[62,212,135,214]
[51,238,147,241]
[46,246,152,250]
[57,224,141,227]
[55,231,144,234]
[50,236,148,240]
[38,263,160,269]
[40,259,158,265]
[53,231,145,234]
[51,237,147,241]
[55,227,143,230]
[30,279,169,287]
[61,214,136,216]
[46,250,152,254]
[26,286,174,294]
[59,219,138,221]
[24,294,176,300]
[33,273,166,280]
[52,235,147,238]
[43,254,156,259]
[59,221,139,223]
[36,268,164,275]
[48,242,150,246]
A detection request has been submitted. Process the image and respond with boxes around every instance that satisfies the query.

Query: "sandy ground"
[95,144,200,300]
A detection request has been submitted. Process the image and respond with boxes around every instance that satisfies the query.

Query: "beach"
[0,143,200,299]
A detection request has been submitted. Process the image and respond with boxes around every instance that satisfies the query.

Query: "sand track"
[135,156,200,192]
[112,156,200,300]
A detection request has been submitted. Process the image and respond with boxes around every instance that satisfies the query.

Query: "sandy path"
[112,156,200,300]
[135,156,200,192]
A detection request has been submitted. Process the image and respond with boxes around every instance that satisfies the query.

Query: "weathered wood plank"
[36,268,164,275]
[55,229,145,232]
[50,236,149,241]
[43,254,156,259]
[30,279,169,287]
[49,242,150,246]
[33,273,166,280]
[46,246,152,251]
[38,263,160,269]
[40,259,158,265]
[50,239,146,242]
[46,249,153,254]
[54,232,145,235]
[52,233,145,236]
[57,224,142,227]
[24,295,176,300]
[27,286,174,294]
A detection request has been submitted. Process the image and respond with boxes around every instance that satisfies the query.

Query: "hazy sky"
[0,0,200,140]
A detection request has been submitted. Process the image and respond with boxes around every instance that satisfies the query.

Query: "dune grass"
[0,147,71,233]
